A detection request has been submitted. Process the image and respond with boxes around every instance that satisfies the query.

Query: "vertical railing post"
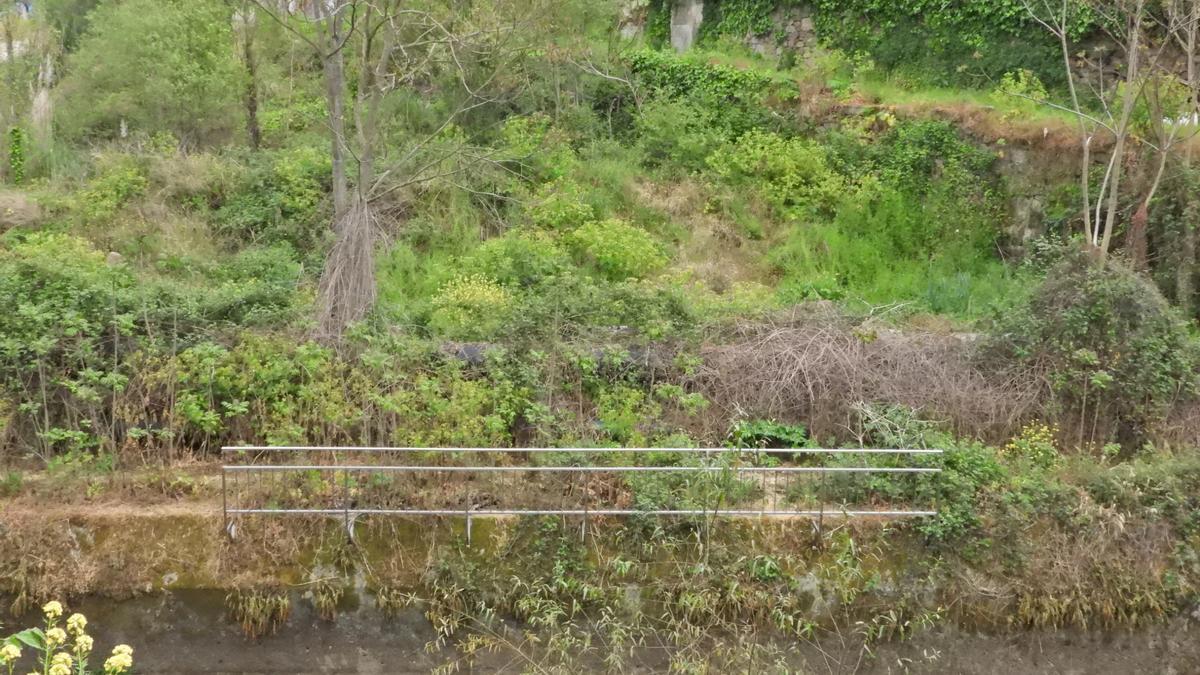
[465,509,473,548]
[581,470,589,542]
[816,467,827,542]
[343,465,351,538]
[465,480,473,548]
[221,463,228,536]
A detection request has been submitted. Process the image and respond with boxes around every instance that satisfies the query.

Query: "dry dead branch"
[689,306,1046,443]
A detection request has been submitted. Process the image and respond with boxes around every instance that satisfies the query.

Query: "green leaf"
[6,627,47,650]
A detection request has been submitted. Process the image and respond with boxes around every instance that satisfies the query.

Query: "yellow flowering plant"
[1,602,134,675]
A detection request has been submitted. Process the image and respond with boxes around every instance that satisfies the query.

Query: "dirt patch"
[842,98,1113,155]
[632,178,772,292]
[0,190,41,230]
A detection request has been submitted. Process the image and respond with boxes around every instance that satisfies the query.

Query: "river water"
[6,589,1197,674]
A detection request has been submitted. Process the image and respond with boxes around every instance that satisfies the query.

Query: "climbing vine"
[645,0,671,48]
[7,128,27,185]
[810,0,1094,85]
[628,49,771,101]
[703,0,777,40]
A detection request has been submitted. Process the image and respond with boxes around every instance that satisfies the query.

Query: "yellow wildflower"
[49,665,70,675]
[51,653,72,668]
[112,645,132,657]
[75,634,94,654]
[42,600,63,620]
[66,613,87,635]
[103,651,134,674]
[45,627,67,648]
[0,643,20,663]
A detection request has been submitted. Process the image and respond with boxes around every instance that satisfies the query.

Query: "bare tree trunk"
[1127,148,1169,270]
[240,4,262,151]
[1178,0,1199,314]
[1052,0,1093,239]
[1180,218,1197,315]
[1099,2,1145,258]
[315,3,391,336]
[2,13,14,132]
[1094,150,1118,247]
[30,52,52,144]
[318,1,349,217]
[316,199,378,335]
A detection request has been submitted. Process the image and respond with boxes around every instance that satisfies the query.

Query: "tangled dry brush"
[689,306,1048,444]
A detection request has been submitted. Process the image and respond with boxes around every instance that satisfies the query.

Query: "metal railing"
[221,446,942,538]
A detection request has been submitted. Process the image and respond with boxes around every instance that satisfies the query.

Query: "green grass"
[852,75,1082,128]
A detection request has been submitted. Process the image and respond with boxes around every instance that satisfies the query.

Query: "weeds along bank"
[1,434,1199,670]
[3,405,1200,669]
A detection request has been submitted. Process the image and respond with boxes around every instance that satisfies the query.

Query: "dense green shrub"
[498,275,691,340]
[58,0,241,143]
[708,129,843,217]
[464,229,571,288]
[767,121,1010,314]
[500,114,577,182]
[163,245,304,327]
[0,233,136,455]
[6,127,27,185]
[628,49,771,102]
[172,337,346,443]
[429,274,515,340]
[259,95,327,144]
[917,439,1008,544]
[213,146,331,251]
[729,419,809,449]
[527,178,595,230]
[75,159,148,224]
[875,121,996,194]
[989,250,1200,449]
[700,0,776,41]
[0,232,302,456]
[634,98,727,172]
[628,50,776,136]
[168,336,529,448]
[567,219,667,281]
[0,233,132,360]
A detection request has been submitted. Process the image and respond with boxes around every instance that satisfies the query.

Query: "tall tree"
[1164,0,1200,312]
[58,0,242,144]
[251,0,561,336]
[1022,0,1183,258]
[235,2,263,151]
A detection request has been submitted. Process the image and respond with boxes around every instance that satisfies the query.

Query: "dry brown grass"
[0,190,41,231]
[1160,400,1200,448]
[688,305,1046,443]
[845,98,1115,155]
[1010,511,1175,630]
[631,178,773,293]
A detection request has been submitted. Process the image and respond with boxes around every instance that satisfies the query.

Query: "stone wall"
[747,4,819,56]
[670,0,704,52]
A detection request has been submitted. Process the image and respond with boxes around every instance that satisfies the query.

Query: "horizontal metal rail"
[225,508,938,517]
[223,464,940,474]
[221,446,944,455]
[220,446,942,539]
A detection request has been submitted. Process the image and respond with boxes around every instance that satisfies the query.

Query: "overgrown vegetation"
[0,0,1198,667]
